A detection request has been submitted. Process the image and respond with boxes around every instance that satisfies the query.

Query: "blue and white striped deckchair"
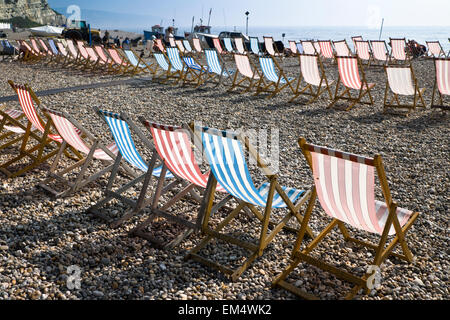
[153,52,181,83]
[87,108,175,228]
[186,125,313,281]
[256,56,296,98]
[223,38,235,53]
[167,47,204,86]
[250,37,261,55]
[123,49,154,74]
[183,40,193,53]
[204,49,235,85]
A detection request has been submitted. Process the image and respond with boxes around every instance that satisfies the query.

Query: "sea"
[124,25,450,52]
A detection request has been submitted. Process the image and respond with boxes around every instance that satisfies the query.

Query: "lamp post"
[245,11,249,36]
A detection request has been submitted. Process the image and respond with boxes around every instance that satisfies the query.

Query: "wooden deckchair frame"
[129,119,233,249]
[0,81,79,178]
[228,53,263,93]
[121,48,157,75]
[255,56,296,98]
[389,38,411,63]
[317,40,336,63]
[263,36,283,57]
[289,54,334,104]
[272,138,419,300]
[38,107,118,197]
[179,54,209,87]
[328,56,375,111]
[19,40,42,63]
[300,40,318,55]
[185,125,314,281]
[355,40,373,67]
[383,64,426,116]
[332,39,352,57]
[152,50,185,84]
[87,108,166,228]
[202,48,235,87]
[351,36,363,53]
[426,41,446,58]
[106,47,135,75]
[370,40,390,66]
[431,58,450,112]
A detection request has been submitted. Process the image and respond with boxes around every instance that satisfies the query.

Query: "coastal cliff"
[0,0,66,25]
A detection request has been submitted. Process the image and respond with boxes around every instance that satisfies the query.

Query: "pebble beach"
[0,51,448,301]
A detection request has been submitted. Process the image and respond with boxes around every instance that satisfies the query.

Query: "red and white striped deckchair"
[0,105,27,149]
[192,37,203,54]
[18,40,41,62]
[39,107,119,197]
[426,41,445,58]
[29,38,45,60]
[318,40,335,62]
[329,56,375,111]
[301,40,316,55]
[313,42,321,56]
[175,39,185,53]
[130,119,231,249]
[333,40,352,56]
[370,40,389,64]
[383,65,426,115]
[389,38,409,63]
[290,53,334,104]
[228,53,261,93]
[168,36,176,47]
[107,48,133,74]
[154,38,166,53]
[273,138,419,300]
[0,81,79,178]
[355,40,373,66]
[351,36,363,53]
[264,36,282,57]
[55,40,75,66]
[288,40,298,55]
[235,37,247,54]
[37,38,57,64]
[65,39,82,66]
[431,58,450,112]
[213,37,225,55]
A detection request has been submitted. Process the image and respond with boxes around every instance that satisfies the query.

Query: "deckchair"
[107,47,134,74]
[213,38,225,55]
[168,36,176,48]
[18,40,41,62]
[289,53,334,104]
[273,138,419,300]
[29,38,46,60]
[313,42,321,56]
[228,53,261,93]
[223,37,235,53]
[185,125,313,281]
[152,52,181,83]
[84,46,105,71]
[0,81,77,178]
[389,38,410,63]
[431,58,450,112]
[296,42,304,54]
[288,40,298,55]
[234,37,247,54]
[38,38,57,64]
[256,56,296,98]
[130,119,232,249]
[166,47,204,86]
[94,45,121,74]
[355,40,373,66]
[55,40,75,66]
[47,39,64,64]
[328,56,375,111]
[76,40,97,70]
[123,49,156,75]
[38,107,119,197]
[300,40,316,55]
[203,48,235,86]
[318,40,335,62]
[249,37,261,55]
[351,36,363,53]
[426,41,446,58]
[192,38,203,54]
[1,40,18,61]
[175,39,185,53]
[370,40,390,65]
[431,58,450,111]
[333,40,352,57]
[87,108,173,228]
[264,36,282,57]
[0,106,26,147]
[183,39,193,53]
[383,65,426,116]
[154,38,166,53]
[65,39,83,66]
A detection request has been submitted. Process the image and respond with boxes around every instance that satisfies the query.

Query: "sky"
[47,0,450,29]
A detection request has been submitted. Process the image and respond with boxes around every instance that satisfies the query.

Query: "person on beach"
[103,30,110,46]
[164,27,174,44]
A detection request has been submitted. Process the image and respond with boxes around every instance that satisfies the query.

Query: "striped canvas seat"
[351,36,363,51]
[289,41,298,54]
[234,37,246,54]
[370,40,389,62]
[259,57,293,84]
[300,54,326,87]
[124,50,145,68]
[426,41,445,58]
[223,38,234,53]
[108,48,127,66]
[38,39,52,56]
[47,110,118,161]
[390,38,407,61]
[95,46,111,64]
[264,37,280,56]
[386,67,416,95]
[205,49,234,76]
[168,37,176,47]
[76,41,90,60]
[250,37,261,55]
[192,38,203,53]
[301,41,316,55]
[213,38,224,54]
[318,41,334,59]
[355,40,371,61]
[47,39,59,56]
[201,130,304,208]
[175,40,185,53]
[166,47,186,71]
[99,110,173,178]
[30,39,42,55]
[296,43,304,54]
[307,144,412,235]
[183,56,206,72]
[153,52,171,71]
[337,57,374,90]
[235,54,260,79]
[66,39,79,59]
[56,42,68,57]
[148,123,225,192]
[85,46,101,63]
[154,39,166,53]
[182,40,193,53]
[435,58,450,96]
[0,108,25,133]
[333,40,351,56]
[313,42,321,55]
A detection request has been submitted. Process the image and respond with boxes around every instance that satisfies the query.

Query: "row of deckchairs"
[17,37,155,76]
[0,80,420,299]
[150,44,448,115]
